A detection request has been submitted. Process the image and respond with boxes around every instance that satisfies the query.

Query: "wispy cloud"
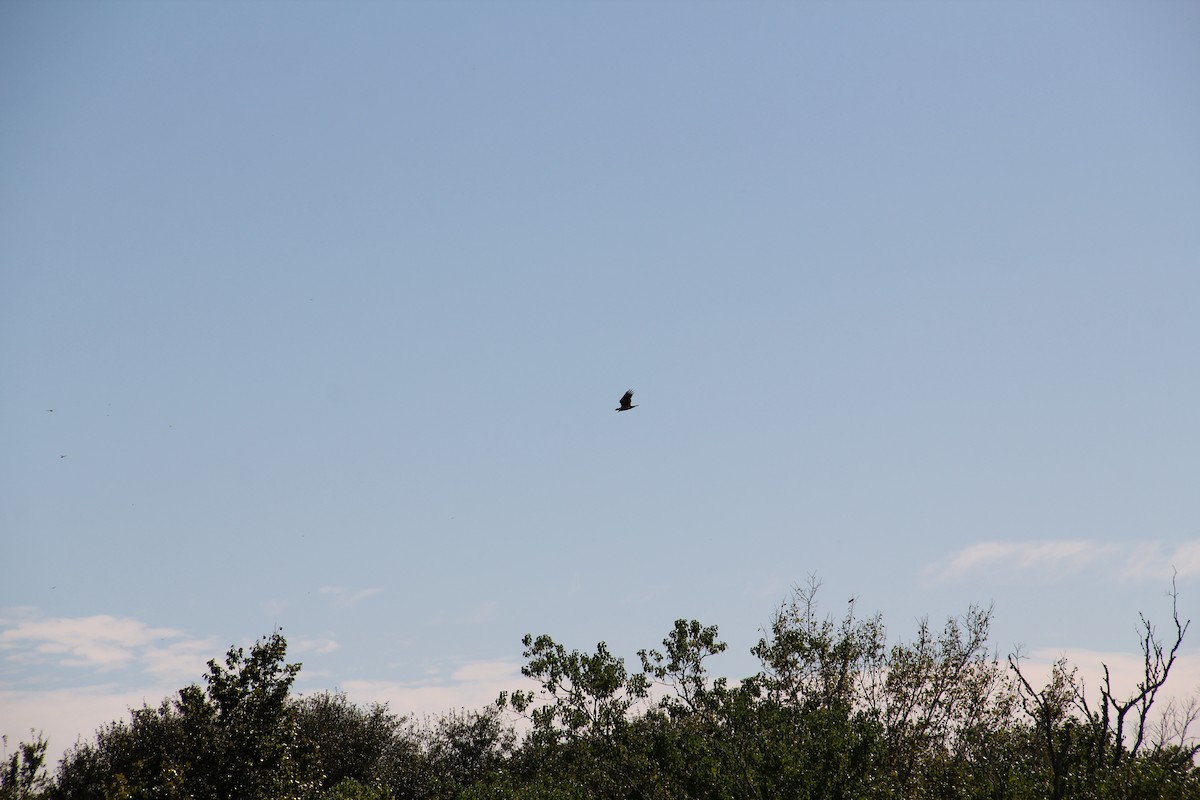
[1121,541,1200,582]
[0,611,356,765]
[927,540,1118,582]
[0,611,222,763]
[925,539,1200,584]
[293,635,341,655]
[0,613,215,675]
[141,637,223,679]
[319,586,383,609]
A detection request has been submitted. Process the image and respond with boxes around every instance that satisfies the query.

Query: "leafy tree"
[636,619,747,798]
[198,631,317,798]
[32,584,1200,800]
[296,692,411,794]
[402,707,516,800]
[498,633,653,797]
[52,699,192,799]
[53,631,319,800]
[873,604,1013,797]
[318,778,394,800]
[500,634,650,744]
[495,579,1200,800]
[639,619,728,717]
[1,733,49,800]
[742,582,888,799]
[750,578,887,713]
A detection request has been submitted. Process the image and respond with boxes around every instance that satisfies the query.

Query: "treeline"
[4,581,1199,800]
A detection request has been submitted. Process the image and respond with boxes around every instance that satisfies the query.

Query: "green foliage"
[499,634,649,744]
[873,604,1014,797]
[495,635,654,796]
[33,585,1200,800]
[53,700,191,800]
[53,631,319,800]
[190,631,318,799]
[1,733,49,800]
[397,707,516,800]
[318,778,394,800]
[750,580,887,713]
[639,618,727,715]
[297,692,412,793]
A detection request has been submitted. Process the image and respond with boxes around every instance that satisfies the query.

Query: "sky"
[2,0,1199,762]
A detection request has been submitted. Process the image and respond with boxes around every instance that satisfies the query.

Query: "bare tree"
[1009,575,1193,797]
[1076,572,1191,768]
[1149,693,1200,760]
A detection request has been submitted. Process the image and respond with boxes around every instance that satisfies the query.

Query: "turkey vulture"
[615,390,637,412]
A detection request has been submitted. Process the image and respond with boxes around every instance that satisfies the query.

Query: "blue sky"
[3,0,1199,759]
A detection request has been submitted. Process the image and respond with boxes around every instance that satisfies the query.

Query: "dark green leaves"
[38,583,1200,800]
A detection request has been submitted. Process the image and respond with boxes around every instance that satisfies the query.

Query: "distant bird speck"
[615,390,638,412]
[59,455,66,458]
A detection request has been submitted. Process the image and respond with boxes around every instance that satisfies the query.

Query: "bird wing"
[620,390,634,407]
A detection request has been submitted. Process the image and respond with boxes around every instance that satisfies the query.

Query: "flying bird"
[615,390,637,412]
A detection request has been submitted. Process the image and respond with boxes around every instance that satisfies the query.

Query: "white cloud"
[1174,542,1200,577]
[334,659,532,719]
[293,635,341,655]
[0,612,221,766]
[0,614,213,675]
[141,637,220,679]
[0,683,185,761]
[1122,541,1200,582]
[451,659,520,683]
[926,539,1200,583]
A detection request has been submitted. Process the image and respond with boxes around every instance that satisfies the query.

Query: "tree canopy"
[8,583,1199,800]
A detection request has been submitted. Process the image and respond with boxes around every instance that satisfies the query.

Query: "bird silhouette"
[615,390,637,412]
